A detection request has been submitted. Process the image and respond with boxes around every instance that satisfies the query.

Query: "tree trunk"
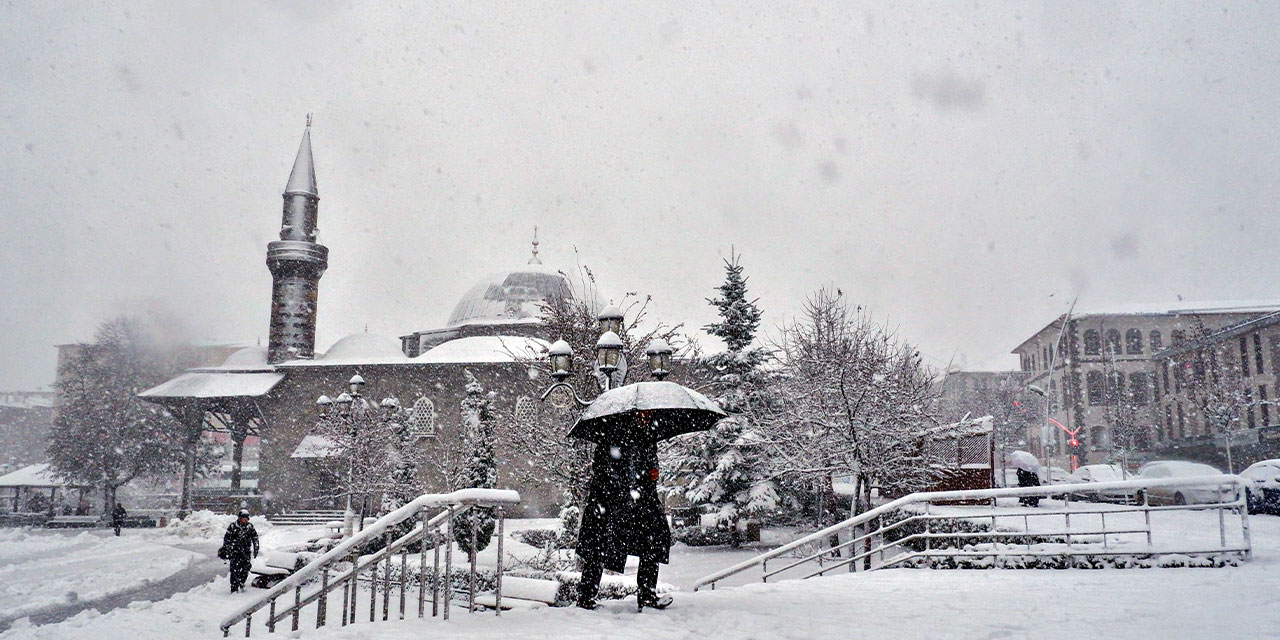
[230,428,247,491]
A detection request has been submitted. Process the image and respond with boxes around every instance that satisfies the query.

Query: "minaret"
[266,116,328,364]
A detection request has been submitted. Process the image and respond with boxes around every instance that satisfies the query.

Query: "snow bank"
[157,511,272,540]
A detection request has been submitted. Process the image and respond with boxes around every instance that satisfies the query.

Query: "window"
[1260,386,1270,427]
[408,397,436,438]
[1049,380,1058,412]
[1164,406,1173,439]
[514,395,538,428]
[1150,330,1164,352]
[1245,387,1256,429]
[1107,372,1125,404]
[1126,329,1143,354]
[1062,378,1071,408]
[1087,371,1105,405]
[1240,336,1251,377]
[1254,334,1265,375]
[1105,329,1122,355]
[1176,402,1185,439]
[1084,330,1101,356]
[1129,372,1148,405]
[1162,361,1170,393]
[1089,426,1109,451]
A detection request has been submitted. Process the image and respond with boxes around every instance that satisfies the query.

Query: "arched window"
[1084,330,1101,356]
[1048,380,1058,412]
[514,395,537,429]
[1107,372,1125,404]
[1105,329,1122,355]
[1149,330,1163,352]
[1129,372,1149,405]
[1125,329,1143,354]
[1087,371,1105,405]
[408,397,436,438]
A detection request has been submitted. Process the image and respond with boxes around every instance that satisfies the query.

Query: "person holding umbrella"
[569,383,726,611]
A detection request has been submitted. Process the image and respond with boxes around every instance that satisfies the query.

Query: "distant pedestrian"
[221,509,260,593]
[1016,468,1041,507]
[111,502,128,536]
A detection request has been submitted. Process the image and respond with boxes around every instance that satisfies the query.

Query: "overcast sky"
[3,1,1279,389]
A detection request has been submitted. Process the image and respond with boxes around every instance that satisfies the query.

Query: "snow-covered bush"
[672,525,736,547]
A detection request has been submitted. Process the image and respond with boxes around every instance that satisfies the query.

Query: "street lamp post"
[316,374,393,538]
[1027,384,1050,479]
[538,307,671,405]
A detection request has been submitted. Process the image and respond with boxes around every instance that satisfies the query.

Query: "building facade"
[139,122,578,516]
[1012,304,1280,471]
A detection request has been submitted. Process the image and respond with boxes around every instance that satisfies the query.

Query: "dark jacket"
[1016,468,1041,488]
[576,441,671,572]
[223,520,260,559]
[111,505,127,525]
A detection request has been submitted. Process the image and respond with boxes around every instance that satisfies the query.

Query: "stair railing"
[220,488,520,637]
[693,475,1251,591]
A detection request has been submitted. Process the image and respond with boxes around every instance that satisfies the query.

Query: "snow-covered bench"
[470,576,562,610]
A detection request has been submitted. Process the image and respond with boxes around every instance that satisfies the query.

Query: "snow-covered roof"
[417,335,548,363]
[0,463,72,488]
[209,346,272,371]
[283,333,415,367]
[138,371,285,399]
[446,266,574,327]
[290,435,339,459]
[0,391,54,409]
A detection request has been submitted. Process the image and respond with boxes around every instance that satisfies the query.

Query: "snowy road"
[3,514,1279,639]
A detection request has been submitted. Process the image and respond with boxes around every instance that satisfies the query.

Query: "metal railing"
[220,488,520,637]
[693,476,1251,591]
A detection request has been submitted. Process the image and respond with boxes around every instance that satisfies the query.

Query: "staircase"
[221,489,521,637]
[268,509,347,526]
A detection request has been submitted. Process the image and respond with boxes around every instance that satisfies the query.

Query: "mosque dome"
[446,264,575,327]
[313,333,411,365]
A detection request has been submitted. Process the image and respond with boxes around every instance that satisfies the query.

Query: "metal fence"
[693,475,1251,591]
[220,488,520,637]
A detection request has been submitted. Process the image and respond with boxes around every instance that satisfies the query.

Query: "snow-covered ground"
[0,529,202,624]
[3,513,1279,639]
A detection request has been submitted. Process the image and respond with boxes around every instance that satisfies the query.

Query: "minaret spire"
[266,117,329,364]
[284,114,317,198]
[528,226,542,265]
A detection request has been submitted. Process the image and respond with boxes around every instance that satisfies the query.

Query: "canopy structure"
[138,361,285,513]
[0,463,71,488]
[139,370,283,438]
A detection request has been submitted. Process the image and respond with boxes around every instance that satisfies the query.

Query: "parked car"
[1239,459,1280,515]
[1133,461,1232,506]
[1064,464,1135,502]
[1043,467,1070,485]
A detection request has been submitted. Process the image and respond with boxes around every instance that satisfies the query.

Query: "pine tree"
[454,370,498,560]
[703,250,764,360]
[667,252,779,544]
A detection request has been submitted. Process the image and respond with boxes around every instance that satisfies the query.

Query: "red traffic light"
[1069,439,1079,447]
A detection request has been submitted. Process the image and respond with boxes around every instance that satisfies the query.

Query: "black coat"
[1016,468,1041,488]
[111,505,127,525]
[223,520,259,559]
[576,441,671,572]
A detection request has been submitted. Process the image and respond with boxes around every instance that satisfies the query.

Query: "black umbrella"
[568,381,727,445]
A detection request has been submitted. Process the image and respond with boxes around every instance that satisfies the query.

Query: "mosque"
[140,122,572,516]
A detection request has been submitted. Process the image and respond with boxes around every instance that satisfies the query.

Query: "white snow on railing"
[692,476,1246,591]
[221,488,519,630]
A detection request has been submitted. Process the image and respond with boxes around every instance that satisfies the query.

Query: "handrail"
[220,488,519,635]
[692,475,1247,591]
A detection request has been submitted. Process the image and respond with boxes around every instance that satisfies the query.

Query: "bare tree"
[759,288,943,519]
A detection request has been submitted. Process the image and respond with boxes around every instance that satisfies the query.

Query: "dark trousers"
[113,523,122,536]
[578,556,660,604]
[229,556,252,590]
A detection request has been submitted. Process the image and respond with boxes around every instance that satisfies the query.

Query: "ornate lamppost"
[315,374,401,537]
[538,308,673,405]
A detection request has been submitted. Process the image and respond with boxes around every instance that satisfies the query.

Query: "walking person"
[221,509,260,593]
[111,502,127,536]
[575,440,672,611]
